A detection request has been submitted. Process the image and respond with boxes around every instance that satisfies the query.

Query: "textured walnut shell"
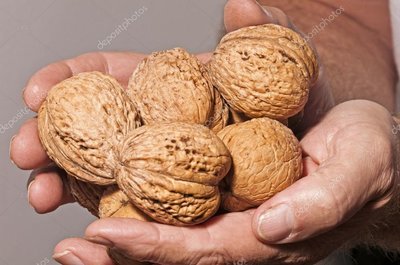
[128,48,215,127]
[209,24,318,120]
[99,186,151,221]
[66,175,105,217]
[38,72,141,185]
[217,118,302,211]
[115,122,231,226]
[207,87,229,133]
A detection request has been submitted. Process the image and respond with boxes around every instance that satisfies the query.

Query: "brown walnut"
[66,175,105,217]
[99,185,151,221]
[207,87,230,133]
[38,72,141,185]
[217,118,302,211]
[128,48,215,126]
[115,122,231,226]
[209,24,318,120]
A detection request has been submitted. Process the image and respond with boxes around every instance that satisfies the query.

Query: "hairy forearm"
[259,0,398,111]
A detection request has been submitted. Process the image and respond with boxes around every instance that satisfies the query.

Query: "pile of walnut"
[38,24,317,264]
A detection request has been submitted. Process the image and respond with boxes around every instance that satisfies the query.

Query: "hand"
[250,99,400,247]
[52,99,400,265]
[9,0,336,263]
[10,0,332,215]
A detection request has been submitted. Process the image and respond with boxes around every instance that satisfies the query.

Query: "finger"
[10,118,51,170]
[84,212,278,265]
[252,128,393,244]
[224,0,293,33]
[23,52,147,112]
[302,156,319,177]
[53,238,113,265]
[196,52,212,64]
[28,165,74,213]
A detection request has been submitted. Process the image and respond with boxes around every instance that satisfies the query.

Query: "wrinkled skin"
[56,100,400,265]
[9,0,400,264]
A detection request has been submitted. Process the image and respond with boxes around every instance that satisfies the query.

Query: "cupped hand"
[10,0,332,215]
[10,52,148,213]
[251,99,399,246]
[53,99,400,264]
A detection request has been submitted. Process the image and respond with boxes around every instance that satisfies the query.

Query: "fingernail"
[85,236,114,247]
[257,204,294,242]
[9,135,17,165]
[27,180,36,209]
[53,250,84,265]
[260,6,274,20]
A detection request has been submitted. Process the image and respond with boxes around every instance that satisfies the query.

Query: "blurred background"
[0,1,225,264]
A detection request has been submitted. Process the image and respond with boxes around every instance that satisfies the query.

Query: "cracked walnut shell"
[217,118,302,211]
[38,72,141,185]
[115,122,231,226]
[209,24,318,120]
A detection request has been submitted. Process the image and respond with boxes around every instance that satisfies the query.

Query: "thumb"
[85,218,200,265]
[224,0,294,32]
[252,148,387,244]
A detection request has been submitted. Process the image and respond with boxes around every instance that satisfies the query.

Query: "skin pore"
[260,0,397,110]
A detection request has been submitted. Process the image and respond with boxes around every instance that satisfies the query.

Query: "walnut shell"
[99,186,151,221]
[207,87,229,133]
[128,48,215,127]
[38,72,141,185]
[209,24,318,120]
[228,108,250,124]
[115,122,231,226]
[66,175,105,217]
[217,118,302,211]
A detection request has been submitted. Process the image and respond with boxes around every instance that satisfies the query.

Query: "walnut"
[115,122,232,226]
[99,185,151,221]
[128,48,215,126]
[37,71,231,225]
[38,72,141,185]
[207,87,230,133]
[66,175,105,217]
[208,24,318,120]
[217,118,302,211]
